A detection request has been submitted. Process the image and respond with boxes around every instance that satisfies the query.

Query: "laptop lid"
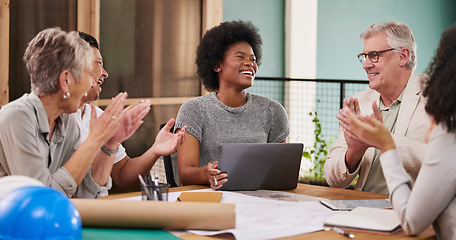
[217,143,304,191]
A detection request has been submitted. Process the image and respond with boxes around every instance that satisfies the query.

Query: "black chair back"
[159,123,178,187]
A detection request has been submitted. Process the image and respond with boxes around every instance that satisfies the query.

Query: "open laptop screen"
[217,143,304,191]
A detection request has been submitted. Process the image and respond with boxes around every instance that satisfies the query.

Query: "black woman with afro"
[174,20,289,189]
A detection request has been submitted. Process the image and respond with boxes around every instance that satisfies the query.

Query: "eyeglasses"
[357,48,401,64]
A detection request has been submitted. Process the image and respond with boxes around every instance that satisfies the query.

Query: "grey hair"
[360,21,417,71]
[23,27,94,96]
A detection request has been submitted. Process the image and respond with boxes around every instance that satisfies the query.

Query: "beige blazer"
[324,73,430,191]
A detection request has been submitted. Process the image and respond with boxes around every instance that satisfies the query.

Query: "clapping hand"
[88,92,127,146]
[344,106,395,153]
[337,97,370,151]
[106,98,151,146]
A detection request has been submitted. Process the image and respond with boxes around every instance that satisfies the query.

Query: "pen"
[138,175,153,200]
[153,173,162,201]
[144,174,152,185]
[211,162,218,186]
[333,227,355,239]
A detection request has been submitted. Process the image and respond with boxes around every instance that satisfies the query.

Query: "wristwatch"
[101,145,119,156]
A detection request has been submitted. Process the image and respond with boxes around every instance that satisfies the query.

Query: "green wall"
[317,0,456,80]
[223,0,285,103]
[223,0,456,80]
[223,0,456,142]
[316,0,456,141]
[223,0,285,77]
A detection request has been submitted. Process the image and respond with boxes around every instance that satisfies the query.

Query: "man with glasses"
[324,21,429,194]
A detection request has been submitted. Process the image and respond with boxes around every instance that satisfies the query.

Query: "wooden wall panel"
[201,0,222,95]
[0,0,9,106]
[77,0,100,40]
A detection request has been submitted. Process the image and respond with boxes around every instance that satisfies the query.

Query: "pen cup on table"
[141,182,170,201]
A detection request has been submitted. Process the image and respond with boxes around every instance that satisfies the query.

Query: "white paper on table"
[235,189,326,202]
[120,189,335,240]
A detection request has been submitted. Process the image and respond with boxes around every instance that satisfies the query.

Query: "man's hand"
[337,97,373,172]
[370,101,383,123]
[337,97,370,152]
[151,118,187,156]
[344,107,396,153]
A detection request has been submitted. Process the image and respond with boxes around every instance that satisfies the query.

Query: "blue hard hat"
[0,186,82,240]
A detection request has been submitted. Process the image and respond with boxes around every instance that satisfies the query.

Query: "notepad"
[320,199,391,211]
[324,207,402,234]
[176,192,223,203]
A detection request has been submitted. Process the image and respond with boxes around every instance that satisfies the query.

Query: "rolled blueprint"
[71,199,235,230]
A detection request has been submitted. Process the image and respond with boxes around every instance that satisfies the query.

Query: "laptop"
[217,143,304,191]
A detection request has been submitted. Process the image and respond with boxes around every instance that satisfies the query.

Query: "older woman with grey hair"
[0,28,150,198]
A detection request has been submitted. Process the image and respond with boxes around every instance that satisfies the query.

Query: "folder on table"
[177,192,223,203]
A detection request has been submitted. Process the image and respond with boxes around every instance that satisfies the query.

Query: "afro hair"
[196,20,262,92]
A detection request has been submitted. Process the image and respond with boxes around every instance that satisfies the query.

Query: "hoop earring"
[450,114,456,130]
[63,92,70,100]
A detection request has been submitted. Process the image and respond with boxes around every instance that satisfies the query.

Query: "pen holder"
[141,183,170,201]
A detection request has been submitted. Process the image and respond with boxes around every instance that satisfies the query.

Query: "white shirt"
[75,104,128,196]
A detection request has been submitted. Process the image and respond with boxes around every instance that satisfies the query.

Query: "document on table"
[123,189,335,240]
[236,189,326,202]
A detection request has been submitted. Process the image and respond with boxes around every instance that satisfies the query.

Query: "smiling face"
[217,41,257,91]
[64,66,96,113]
[81,46,108,104]
[362,32,401,93]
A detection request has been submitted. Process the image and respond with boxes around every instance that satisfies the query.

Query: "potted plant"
[300,110,334,186]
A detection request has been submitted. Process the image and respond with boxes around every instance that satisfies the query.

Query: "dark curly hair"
[423,23,456,131]
[196,20,263,92]
[78,31,99,50]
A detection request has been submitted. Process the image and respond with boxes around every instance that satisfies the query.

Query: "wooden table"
[102,184,435,240]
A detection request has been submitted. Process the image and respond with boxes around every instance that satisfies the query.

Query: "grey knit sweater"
[175,92,289,167]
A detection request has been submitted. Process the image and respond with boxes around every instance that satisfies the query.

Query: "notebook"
[217,143,304,191]
[324,207,402,234]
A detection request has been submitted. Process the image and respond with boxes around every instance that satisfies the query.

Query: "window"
[99,0,202,156]
[9,0,77,101]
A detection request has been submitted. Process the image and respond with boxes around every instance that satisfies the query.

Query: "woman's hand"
[344,106,396,153]
[87,92,127,147]
[207,161,227,190]
[68,92,127,186]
